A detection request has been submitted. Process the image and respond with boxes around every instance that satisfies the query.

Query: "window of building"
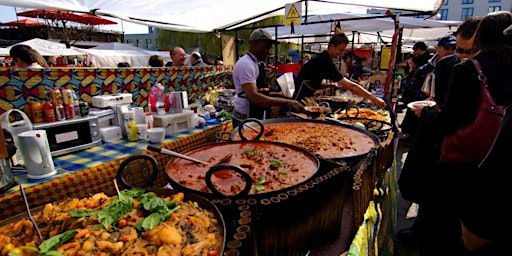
[461,8,474,20]
[439,9,448,20]
[126,39,133,44]
[462,0,474,4]
[443,0,449,5]
[146,39,153,50]
[488,0,500,3]
[136,39,143,48]
[489,6,502,12]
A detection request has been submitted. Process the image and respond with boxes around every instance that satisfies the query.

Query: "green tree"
[156,15,298,63]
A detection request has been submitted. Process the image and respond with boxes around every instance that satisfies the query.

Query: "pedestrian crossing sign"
[285,3,301,26]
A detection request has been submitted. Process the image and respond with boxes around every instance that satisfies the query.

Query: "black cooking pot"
[223,118,380,164]
[0,188,226,255]
[165,140,321,200]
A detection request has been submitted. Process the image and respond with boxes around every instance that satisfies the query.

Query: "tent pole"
[235,31,239,62]
[274,26,278,65]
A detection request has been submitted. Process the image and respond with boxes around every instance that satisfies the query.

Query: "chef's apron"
[238,55,271,120]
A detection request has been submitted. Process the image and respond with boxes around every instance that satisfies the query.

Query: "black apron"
[238,54,271,120]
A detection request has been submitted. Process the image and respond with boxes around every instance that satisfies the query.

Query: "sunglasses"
[456,47,474,54]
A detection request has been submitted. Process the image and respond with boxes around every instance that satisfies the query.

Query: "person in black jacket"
[410,11,512,255]
[397,16,482,243]
[399,35,456,142]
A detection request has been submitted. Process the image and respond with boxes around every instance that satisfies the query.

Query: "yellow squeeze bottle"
[127,118,139,141]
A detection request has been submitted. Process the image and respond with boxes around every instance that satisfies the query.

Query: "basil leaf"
[142,213,162,231]
[45,251,64,256]
[69,209,96,217]
[39,230,78,254]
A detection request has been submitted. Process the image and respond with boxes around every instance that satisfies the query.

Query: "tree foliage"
[156,15,299,63]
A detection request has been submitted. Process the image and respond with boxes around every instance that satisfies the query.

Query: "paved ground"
[393,102,420,256]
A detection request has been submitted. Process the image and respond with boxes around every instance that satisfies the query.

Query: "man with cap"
[232,28,304,123]
[400,34,457,142]
[293,33,386,108]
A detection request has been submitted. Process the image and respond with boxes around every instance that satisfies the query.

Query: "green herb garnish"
[244,149,262,156]
[18,230,78,256]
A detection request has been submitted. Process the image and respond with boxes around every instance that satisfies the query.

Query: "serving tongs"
[20,184,43,240]
[147,145,232,166]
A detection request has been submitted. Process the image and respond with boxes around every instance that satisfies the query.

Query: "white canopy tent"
[0,0,446,33]
[268,13,460,46]
[0,38,88,56]
[91,42,171,64]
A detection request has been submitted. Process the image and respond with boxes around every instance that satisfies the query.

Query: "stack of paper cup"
[137,124,148,140]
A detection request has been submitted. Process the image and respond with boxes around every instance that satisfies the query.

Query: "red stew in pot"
[166,142,318,196]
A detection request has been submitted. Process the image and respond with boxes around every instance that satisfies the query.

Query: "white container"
[132,107,145,124]
[153,110,194,135]
[100,126,123,143]
[145,113,154,129]
[137,124,148,140]
[147,127,166,144]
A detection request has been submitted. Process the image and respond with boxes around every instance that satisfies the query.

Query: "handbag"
[439,59,504,162]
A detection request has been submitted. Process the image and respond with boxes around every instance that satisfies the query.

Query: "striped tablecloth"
[0,121,233,221]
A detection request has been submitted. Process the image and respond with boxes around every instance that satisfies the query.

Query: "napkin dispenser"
[167,91,189,113]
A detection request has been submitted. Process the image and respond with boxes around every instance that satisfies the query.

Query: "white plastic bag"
[0,109,33,165]
[277,72,295,98]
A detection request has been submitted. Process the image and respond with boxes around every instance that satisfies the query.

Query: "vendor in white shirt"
[9,44,46,68]
[232,28,303,123]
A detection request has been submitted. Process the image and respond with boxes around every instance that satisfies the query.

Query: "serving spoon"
[147,145,232,166]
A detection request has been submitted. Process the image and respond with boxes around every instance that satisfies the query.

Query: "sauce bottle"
[145,113,154,129]
[43,98,56,122]
[31,98,45,123]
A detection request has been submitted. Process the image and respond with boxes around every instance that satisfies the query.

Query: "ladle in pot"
[147,145,232,166]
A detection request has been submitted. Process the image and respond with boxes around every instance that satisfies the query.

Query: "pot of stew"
[228,118,380,164]
[165,140,320,199]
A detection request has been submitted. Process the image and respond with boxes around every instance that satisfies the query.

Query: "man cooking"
[232,28,303,123]
[294,33,386,109]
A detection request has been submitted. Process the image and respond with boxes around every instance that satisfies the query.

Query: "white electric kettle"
[17,130,56,179]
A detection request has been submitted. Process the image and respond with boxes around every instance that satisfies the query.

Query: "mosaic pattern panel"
[0,65,242,115]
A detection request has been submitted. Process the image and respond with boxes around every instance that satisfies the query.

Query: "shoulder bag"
[439,59,504,162]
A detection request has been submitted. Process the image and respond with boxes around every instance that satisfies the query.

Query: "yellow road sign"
[285,3,301,26]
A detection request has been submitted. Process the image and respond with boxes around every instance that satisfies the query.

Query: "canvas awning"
[1,18,44,26]
[16,9,117,25]
[0,0,446,32]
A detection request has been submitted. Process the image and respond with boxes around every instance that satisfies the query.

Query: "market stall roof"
[270,13,460,44]
[0,38,85,56]
[0,0,446,32]
[1,18,44,26]
[16,9,117,25]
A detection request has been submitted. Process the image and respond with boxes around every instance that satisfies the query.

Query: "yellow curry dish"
[0,187,224,256]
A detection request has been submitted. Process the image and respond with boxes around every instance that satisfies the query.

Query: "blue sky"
[0,5,148,34]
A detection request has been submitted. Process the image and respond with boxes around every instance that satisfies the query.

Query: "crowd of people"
[397,11,512,256]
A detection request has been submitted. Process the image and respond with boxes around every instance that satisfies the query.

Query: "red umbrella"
[2,19,44,27]
[17,9,117,26]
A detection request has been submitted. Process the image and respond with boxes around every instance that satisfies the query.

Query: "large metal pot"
[165,140,321,199]
[225,118,380,164]
[164,140,350,256]
[0,188,226,255]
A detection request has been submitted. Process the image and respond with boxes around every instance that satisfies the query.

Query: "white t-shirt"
[233,53,259,115]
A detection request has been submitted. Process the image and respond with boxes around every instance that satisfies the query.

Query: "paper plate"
[407,100,436,109]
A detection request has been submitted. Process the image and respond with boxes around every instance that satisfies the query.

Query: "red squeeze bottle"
[43,98,56,122]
